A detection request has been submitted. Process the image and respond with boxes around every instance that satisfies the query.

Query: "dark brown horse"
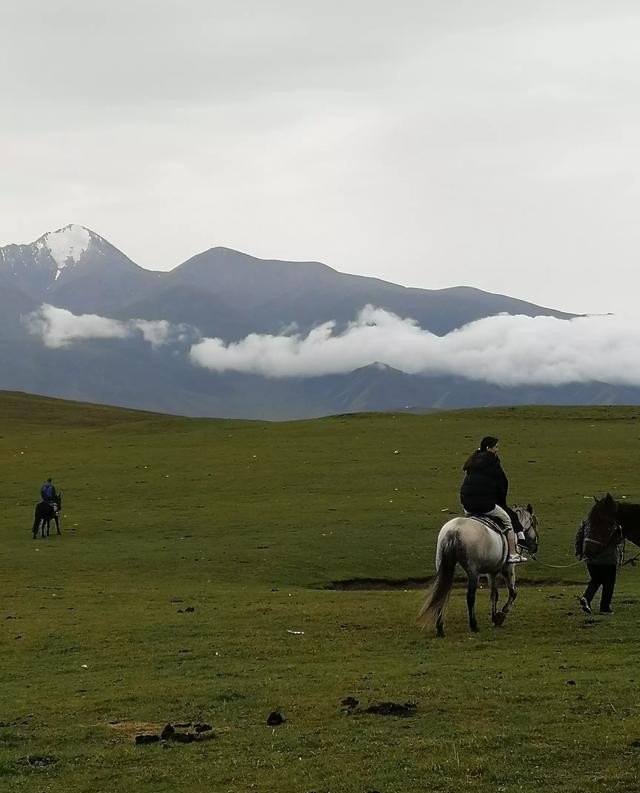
[32,492,62,539]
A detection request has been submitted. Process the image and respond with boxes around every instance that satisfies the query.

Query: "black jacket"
[460,450,509,514]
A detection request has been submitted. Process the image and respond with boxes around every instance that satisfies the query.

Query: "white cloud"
[23,305,186,349]
[132,319,173,347]
[24,304,131,348]
[23,302,640,389]
[189,305,640,386]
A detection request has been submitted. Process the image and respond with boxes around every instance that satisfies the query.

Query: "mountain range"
[0,224,634,419]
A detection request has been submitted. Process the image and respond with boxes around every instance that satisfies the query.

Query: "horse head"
[514,503,539,555]
[583,493,619,559]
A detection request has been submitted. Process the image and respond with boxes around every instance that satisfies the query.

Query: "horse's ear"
[526,503,533,514]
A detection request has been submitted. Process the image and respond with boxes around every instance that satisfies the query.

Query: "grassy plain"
[1,391,640,792]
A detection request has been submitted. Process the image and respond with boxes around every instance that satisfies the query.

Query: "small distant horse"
[418,504,539,636]
[32,492,62,539]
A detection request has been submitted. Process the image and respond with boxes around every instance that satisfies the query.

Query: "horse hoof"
[470,624,480,633]
[493,612,506,627]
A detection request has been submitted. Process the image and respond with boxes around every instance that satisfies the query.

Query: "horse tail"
[32,505,40,534]
[417,533,458,629]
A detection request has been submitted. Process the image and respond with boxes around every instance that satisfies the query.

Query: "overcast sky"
[3,1,639,315]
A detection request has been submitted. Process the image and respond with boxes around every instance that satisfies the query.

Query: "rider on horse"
[460,436,526,564]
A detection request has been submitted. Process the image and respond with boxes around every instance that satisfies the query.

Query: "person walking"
[460,435,527,564]
[575,518,623,615]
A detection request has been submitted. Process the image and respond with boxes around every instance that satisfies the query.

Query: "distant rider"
[40,477,57,504]
[460,436,526,564]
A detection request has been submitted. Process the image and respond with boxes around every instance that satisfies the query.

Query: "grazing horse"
[32,492,62,539]
[418,504,539,636]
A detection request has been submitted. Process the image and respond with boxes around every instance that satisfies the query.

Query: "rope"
[527,554,584,570]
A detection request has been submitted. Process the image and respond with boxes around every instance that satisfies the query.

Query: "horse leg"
[500,567,518,616]
[466,571,480,633]
[435,609,445,638]
[490,574,508,626]
[54,514,61,535]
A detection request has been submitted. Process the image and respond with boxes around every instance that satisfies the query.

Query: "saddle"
[467,514,509,535]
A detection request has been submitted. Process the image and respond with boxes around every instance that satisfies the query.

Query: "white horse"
[418,505,539,636]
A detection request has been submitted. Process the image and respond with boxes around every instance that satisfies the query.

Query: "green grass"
[1,391,640,792]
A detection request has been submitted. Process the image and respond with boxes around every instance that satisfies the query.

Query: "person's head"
[46,478,52,483]
[480,436,499,453]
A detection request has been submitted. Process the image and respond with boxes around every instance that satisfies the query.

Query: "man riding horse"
[33,478,62,538]
[460,436,526,564]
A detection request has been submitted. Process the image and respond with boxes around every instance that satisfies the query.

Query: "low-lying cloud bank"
[23,303,640,388]
[23,304,191,349]
[190,305,639,386]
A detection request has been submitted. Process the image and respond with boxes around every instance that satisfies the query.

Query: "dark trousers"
[583,564,617,612]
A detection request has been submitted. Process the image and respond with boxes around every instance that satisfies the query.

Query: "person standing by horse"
[460,436,526,564]
[40,477,57,504]
[575,495,623,615]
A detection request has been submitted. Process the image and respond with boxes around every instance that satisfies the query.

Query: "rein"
[623,548,640,567]
[527,553,584,569]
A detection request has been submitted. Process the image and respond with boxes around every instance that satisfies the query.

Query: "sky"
[3,1,640,316]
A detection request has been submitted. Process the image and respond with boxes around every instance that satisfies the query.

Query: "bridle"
[514,506,539,554]
[583,519,621,553]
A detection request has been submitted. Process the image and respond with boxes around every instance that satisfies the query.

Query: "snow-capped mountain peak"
[35,224,92,278]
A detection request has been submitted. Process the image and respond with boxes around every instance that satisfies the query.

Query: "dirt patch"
[341,698,417,717]
[106,719,214,745]
[363,702,417,717]
[17,755,59,768]
[106,720,162,737]
[329,578,431,591]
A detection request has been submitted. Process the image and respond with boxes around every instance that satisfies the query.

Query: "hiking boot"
[579,596,592,614]
[507,553,526,564]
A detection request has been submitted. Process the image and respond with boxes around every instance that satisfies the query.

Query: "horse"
[417,504,539,636]
[32,492,62,539]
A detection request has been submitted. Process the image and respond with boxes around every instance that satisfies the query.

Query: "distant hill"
[3,224,634,420]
